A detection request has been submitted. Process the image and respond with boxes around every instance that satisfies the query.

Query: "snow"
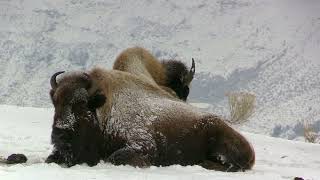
[0,105,319,180]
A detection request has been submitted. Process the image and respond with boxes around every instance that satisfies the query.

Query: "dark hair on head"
[162,60,190,101]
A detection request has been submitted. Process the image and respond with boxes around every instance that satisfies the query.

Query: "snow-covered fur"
[113,47,194,101]
[46,71,107,166]
[47,68,255,171]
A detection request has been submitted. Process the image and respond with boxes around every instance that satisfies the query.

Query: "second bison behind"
[46,68,255,172]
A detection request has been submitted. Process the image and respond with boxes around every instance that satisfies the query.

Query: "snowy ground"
[0,105,319,180]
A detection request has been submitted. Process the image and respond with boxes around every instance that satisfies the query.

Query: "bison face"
[163,58,195,101]
[172,82,190,101]
[46,71,106,167]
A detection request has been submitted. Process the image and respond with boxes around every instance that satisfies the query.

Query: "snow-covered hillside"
[0,105,319,180]
[1,0,320,138]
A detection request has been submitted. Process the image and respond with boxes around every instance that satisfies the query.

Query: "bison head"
[46,71,106,167]
[162,58,195,101]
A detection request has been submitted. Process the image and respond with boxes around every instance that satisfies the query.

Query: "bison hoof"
[45,153,60,164]
[46,151,75,167]
[107,148,150,167]
[200,159,245,172]
[6,154,27,164]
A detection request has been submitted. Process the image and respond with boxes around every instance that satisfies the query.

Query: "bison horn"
[184,58,195,85]
[50,71,65,89]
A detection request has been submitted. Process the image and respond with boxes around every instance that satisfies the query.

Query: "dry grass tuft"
[303,120,318,143]
[226,92,256,124]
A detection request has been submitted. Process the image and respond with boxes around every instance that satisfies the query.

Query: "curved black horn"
[185,58,195,85]
[50,71,65,89]
[190,58,195,75]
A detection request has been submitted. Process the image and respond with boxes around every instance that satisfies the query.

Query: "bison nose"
[54,106,76,130]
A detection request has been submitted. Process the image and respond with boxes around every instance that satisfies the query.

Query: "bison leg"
[46,127,78,167]
[199,116,255,172]
[199,160,232,171]
[46,149,63,164]
[106,147,151,168]
[46,148,76,167]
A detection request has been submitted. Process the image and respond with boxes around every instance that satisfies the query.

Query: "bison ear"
[49,89,55,103]
[88,91,106,109]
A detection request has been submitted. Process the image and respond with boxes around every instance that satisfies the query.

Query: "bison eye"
[88,92,106,109]
[50,89,55,98]
[50,90,57,104]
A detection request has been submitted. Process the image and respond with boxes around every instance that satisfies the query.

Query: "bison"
[113,47,195,101]
[46,68,255,171]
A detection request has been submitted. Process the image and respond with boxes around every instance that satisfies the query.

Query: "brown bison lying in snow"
[113,47,195,101]
[46,68,255,171]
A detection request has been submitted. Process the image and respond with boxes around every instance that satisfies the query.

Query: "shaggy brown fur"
[113,47,195,101]
[47,68,255,171]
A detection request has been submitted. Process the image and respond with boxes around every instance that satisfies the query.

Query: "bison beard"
[46,69,255,171]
